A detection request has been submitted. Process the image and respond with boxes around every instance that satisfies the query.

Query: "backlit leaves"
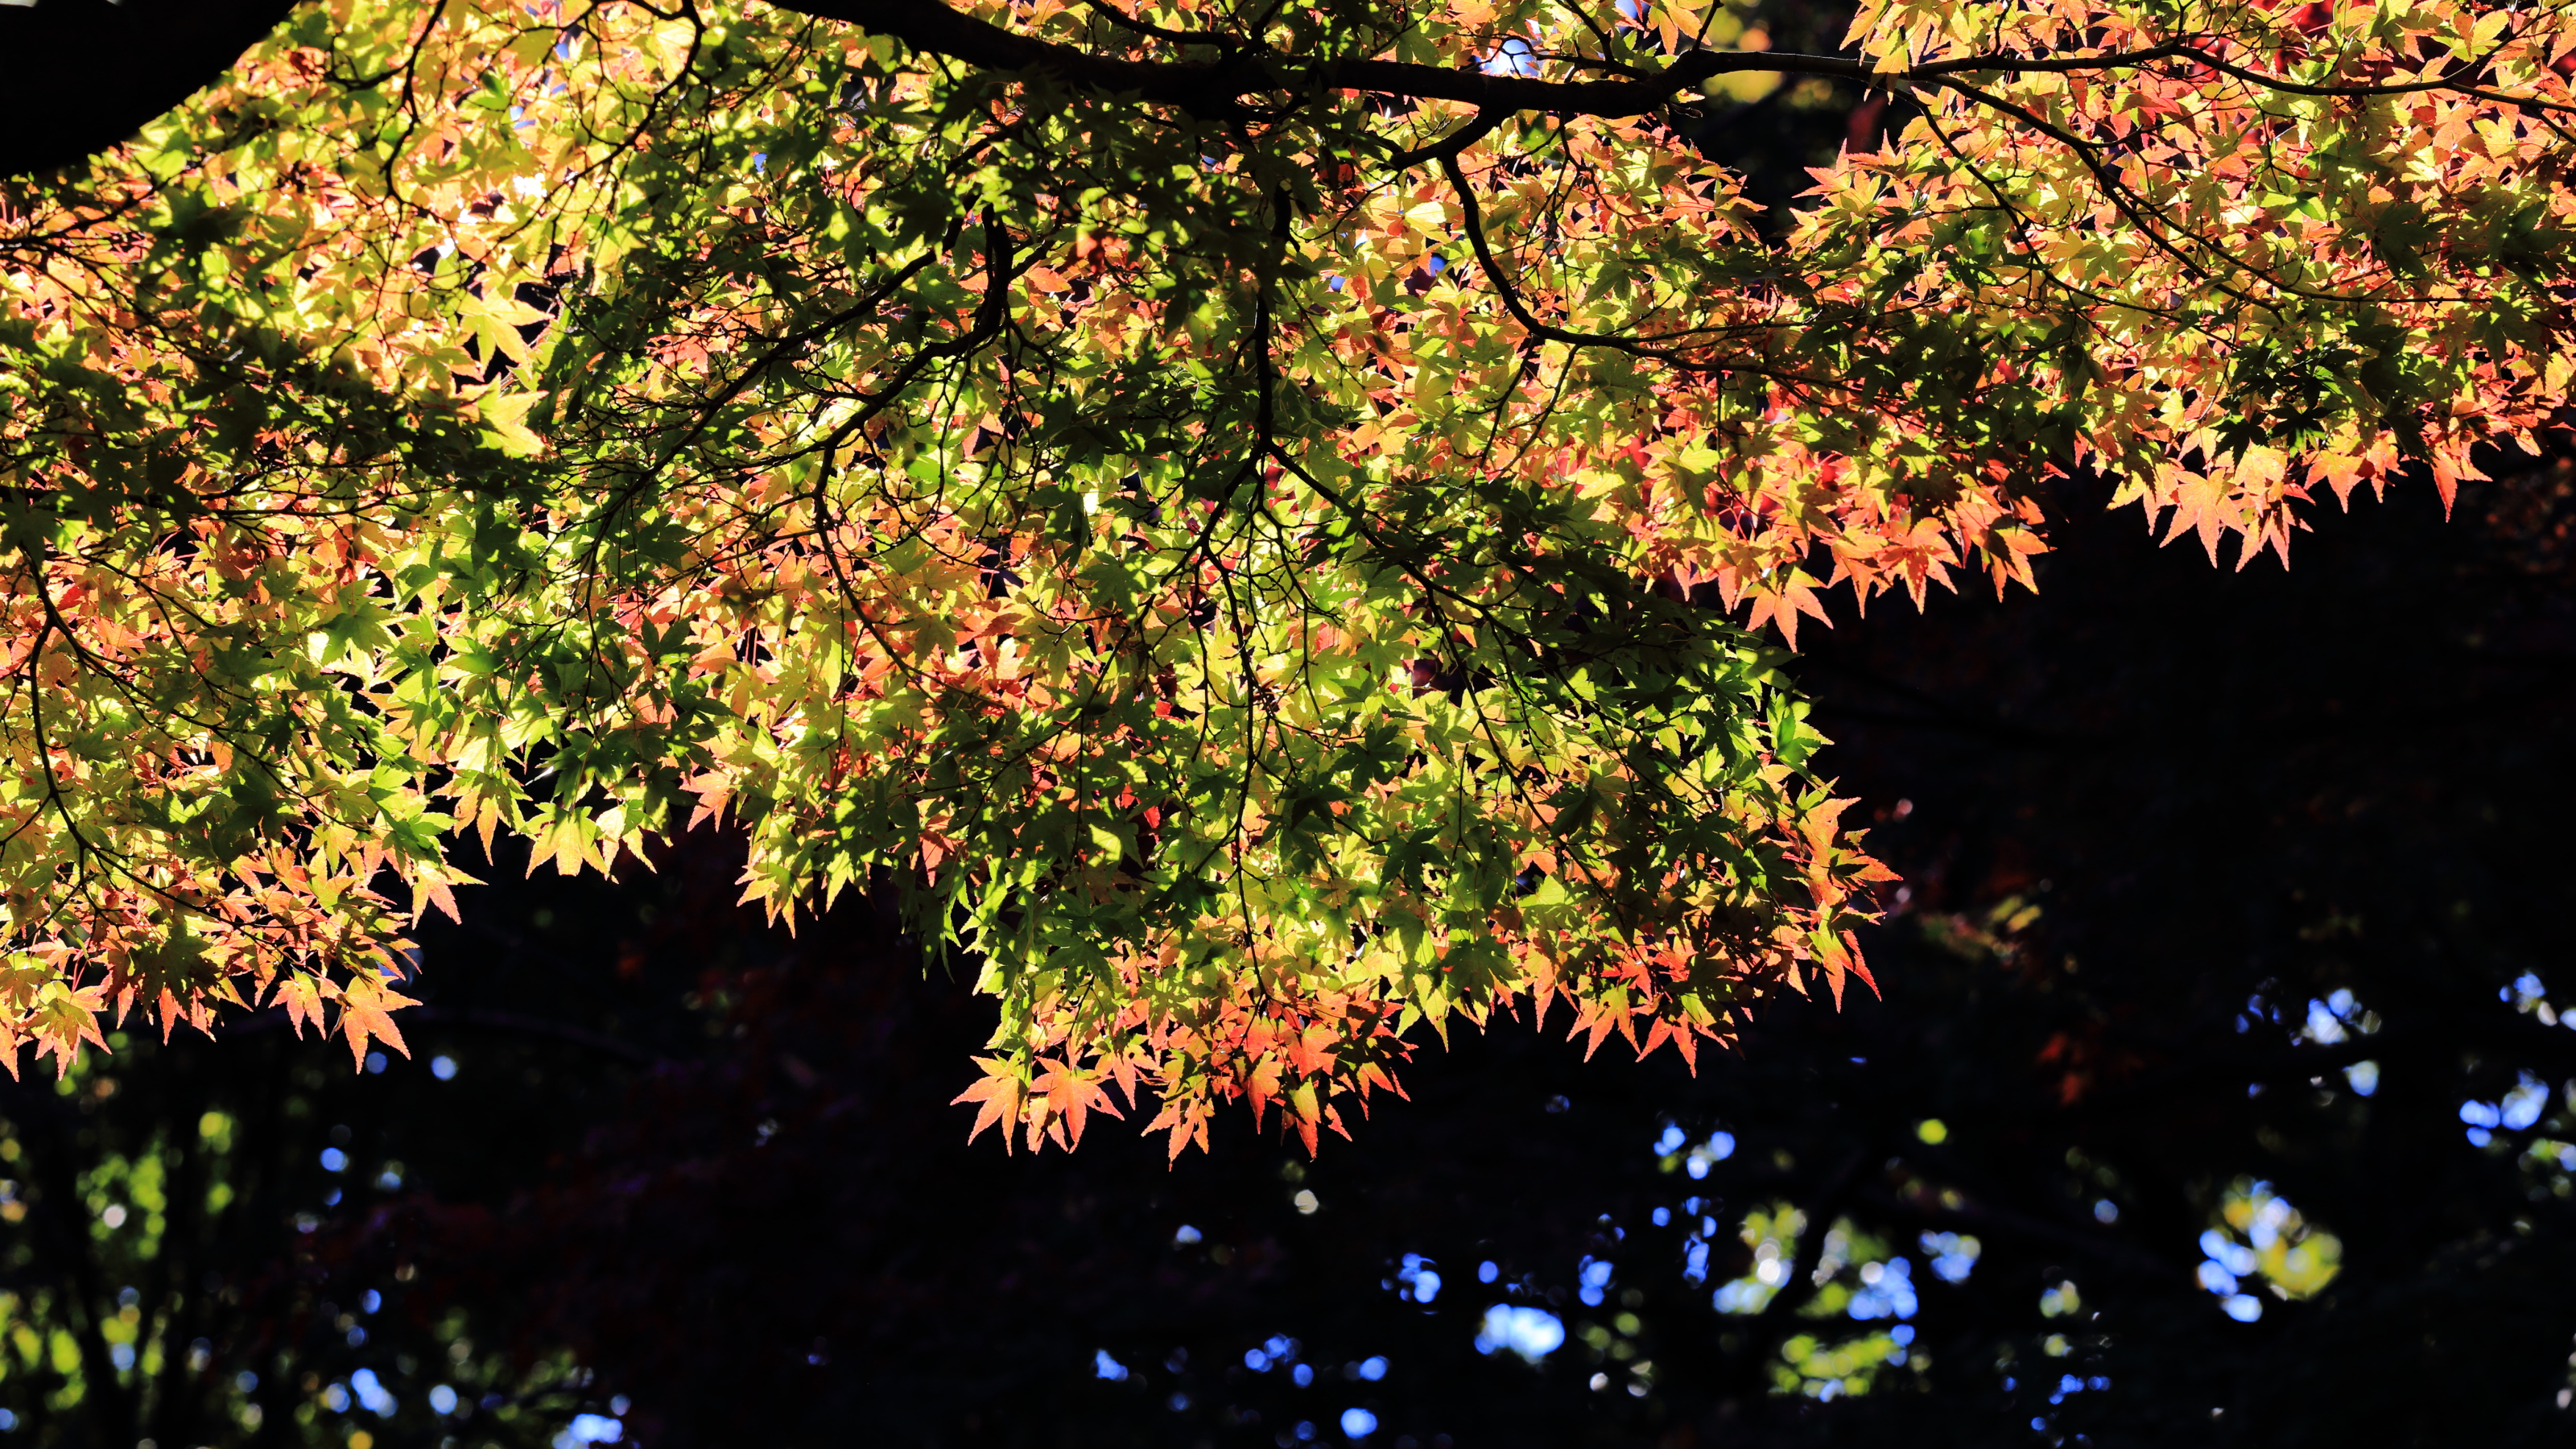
[0,0,2568,1151]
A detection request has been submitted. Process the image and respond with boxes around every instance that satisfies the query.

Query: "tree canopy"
[2,0,2572,1152]
[7,456,2574,1447]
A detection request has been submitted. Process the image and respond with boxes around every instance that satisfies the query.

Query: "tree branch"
[7,0,2553,178]
[789,0,1772,117]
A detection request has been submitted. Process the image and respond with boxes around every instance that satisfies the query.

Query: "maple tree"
[2,0,2572,1153]
[12,454,2575,1447]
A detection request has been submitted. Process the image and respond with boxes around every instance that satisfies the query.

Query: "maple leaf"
[953,1060,1030,1153]
[30,982,109,1080]
[336,968,421,1070]
[1030,1056,1124,1150]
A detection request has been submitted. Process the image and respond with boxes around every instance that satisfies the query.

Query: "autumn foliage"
[0,0,2570,1151]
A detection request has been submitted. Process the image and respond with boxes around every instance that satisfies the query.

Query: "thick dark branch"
[791,0,1774,115]
[4,0,2545,179]
[756,5,2556,127]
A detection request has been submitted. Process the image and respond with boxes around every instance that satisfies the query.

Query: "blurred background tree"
[9,447,2570,1448]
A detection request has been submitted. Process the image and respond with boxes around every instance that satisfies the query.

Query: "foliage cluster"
[2,0,2574,1152]
[3,460,2574,1447]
